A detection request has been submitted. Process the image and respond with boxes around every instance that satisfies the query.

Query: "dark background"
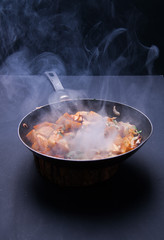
[0,0,163,75]
[0,1,164,239]
[132,0,163,74]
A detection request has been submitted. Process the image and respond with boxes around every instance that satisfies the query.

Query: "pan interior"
[19,99,152,161]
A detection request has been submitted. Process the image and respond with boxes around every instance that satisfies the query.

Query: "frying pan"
[18,72,153,186]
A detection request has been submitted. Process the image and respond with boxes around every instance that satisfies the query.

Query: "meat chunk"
[56,112,82,131]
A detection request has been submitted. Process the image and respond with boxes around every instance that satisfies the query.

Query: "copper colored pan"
[18,72,152,186]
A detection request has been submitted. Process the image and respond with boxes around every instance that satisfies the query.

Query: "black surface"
[0,75,164,240]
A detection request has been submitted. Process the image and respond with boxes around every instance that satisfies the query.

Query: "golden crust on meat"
[26,111,142,159]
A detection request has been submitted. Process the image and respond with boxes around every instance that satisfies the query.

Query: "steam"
[0,0,159,76]
[0,0,160,118]
[69,118,118,159]
[146,45,159,75]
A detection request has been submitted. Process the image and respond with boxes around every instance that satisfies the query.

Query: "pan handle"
[45,71,69,101]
